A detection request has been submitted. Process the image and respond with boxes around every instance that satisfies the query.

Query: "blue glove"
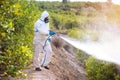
[49,31,56,36]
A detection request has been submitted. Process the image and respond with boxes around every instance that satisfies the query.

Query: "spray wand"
[41,30,56,66]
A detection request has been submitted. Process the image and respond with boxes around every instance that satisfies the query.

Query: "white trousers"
[33,42,52,68]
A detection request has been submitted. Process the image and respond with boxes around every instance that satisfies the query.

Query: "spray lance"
[41,30,56,66]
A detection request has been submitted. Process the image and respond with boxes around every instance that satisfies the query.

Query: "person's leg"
[33,44,43,71]
[41,42,52,69]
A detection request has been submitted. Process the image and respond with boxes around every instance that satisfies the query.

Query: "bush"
[86,57,120,80]
[0,0,37,77]
[67,28,100,41]
[65,19,79,29]
[67,28,84,40]
[50,12,77,30]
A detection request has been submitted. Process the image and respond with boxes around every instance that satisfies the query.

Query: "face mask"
[44,17,49,23]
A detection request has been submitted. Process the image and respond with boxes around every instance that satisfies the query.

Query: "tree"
[62,0,70,3]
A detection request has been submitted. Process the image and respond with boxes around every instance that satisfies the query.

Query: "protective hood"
[40,11,49,21]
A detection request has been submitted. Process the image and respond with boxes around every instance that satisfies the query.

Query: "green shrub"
[67,28,85,40]
[65,19,79,29]
[86,57,120,80]
[0,0,36,77]
[115,75,120,80]
[50,12,77,30]
[51,14,62,30]
[67,28,99,41]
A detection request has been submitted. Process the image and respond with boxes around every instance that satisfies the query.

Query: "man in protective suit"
[33,11,56,71]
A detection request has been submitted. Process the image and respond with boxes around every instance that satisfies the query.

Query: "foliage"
[86,57,120,80]
[67,28,82,39]
[49,10,78,31]
[0,0,38,77]
[34,1,120,30]
[67,28,99,41]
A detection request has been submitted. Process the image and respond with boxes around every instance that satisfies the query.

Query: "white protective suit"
[33,11,52,68]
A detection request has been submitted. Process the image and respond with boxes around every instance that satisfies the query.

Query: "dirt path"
[22,65,58,80]
[9,63,58,80]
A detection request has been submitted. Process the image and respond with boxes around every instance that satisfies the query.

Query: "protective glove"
[49,30,56,36]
